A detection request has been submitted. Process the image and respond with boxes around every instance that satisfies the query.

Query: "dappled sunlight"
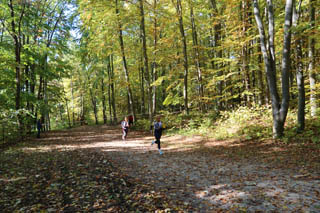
[21,130,156,153]
[22,140,149,153]
[196,185,252,204]
[193,178,309,211]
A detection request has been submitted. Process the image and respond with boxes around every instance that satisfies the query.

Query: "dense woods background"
[0,0,319,143]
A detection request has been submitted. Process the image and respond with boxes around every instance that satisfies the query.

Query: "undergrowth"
[133,106,320,145]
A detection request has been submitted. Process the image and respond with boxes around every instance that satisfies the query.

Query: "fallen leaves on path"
[0,144,185,212]
[1,125,320,212]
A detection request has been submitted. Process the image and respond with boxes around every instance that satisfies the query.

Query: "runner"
[121,116,129,141]
[151,116,164,155]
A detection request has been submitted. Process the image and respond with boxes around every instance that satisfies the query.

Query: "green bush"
[132,118,151,131]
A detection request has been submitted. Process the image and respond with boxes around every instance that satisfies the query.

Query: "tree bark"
[71,78,75,126]
[189,0,204,112]
[110,54,117,123]
[292,1,305,131]
[175,0,189,114]
[152,0,158,116]
[209,0,223,110]
[242,0,251,107]
[65,98,71,128]
[115,0,136,120]
[253,0,294,138]
[108,71,112,124]
[8,0,25,137]
[139,56,146,115]
[90,87,98,125]
[256,39,265,106]
[101,77,107,124]
[139,0,152,122]
[308,0,317,117]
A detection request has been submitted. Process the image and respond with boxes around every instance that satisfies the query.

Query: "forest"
[1,0,320,212]
[0,0,319,142]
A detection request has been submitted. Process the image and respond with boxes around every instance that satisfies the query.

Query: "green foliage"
[162,106,274,140]
[162,110,220,136]
[281,113,320,145]
[0,0,319,145]
[131,119,151,131]
[210,106,272,140]
[159,106,320,146]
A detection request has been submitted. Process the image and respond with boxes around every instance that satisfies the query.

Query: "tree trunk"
[152,0,158,116]
[209,0,223,110]
[101,77,107,124]
[139,0,152,122]
[308,0,317,117]
[8,0,24,136]
[107,58,113,123]
[44,79,50,131]
[242,0,251,107]
[256,39,265,106]
[110,54,117,123]
[279,0,294,125]
[139,56,146,115]
[90,87,98,125]
[115,0,135,120]
[189,0,204,112]
[65,98,71,128]
[176,0,189,114]
[108,75,112,124]
[71,78,75,126]
[293,1,305,131]
[253,0,294,138]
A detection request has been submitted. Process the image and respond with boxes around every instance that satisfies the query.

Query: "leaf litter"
[1,125,320,212]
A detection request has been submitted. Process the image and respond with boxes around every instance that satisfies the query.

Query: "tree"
[139,0,152,122]
[174,0,189,114]
[292,0,305,131]
[253,0,295,138]
[308,0,317,117]
[189,0,204,112]
[115,0,136,119]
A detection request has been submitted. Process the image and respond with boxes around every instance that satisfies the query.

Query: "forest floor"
[1,125,320,212]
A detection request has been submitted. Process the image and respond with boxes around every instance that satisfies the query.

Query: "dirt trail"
[33,125,320,212]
